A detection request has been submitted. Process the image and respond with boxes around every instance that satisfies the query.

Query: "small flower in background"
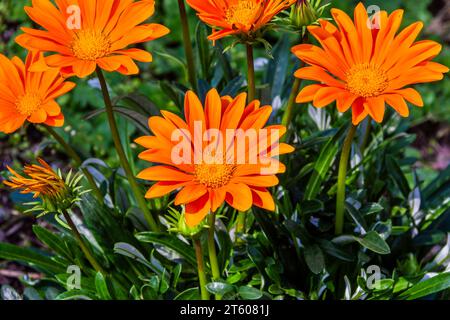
[16,0,170,78]
[4,158,88,216]
[0,51,75,134]
[292,2,449,125]
[186,0,296,41]
[136,88,294,227]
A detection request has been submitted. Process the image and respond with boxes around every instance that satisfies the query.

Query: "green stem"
[95,68,159,232]
[193,237,210,300]
[281,77,302,133]
[44,126,103,202]
[246,43,256,102]
[62,210,106,274]
[207,212,222,300]
[335,124,357,235]
[178,0,198,92]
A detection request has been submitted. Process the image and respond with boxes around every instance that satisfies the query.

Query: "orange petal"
[145,181,188,199]
[384,94,409,117]
[137,166,193,182]
[296,84,325,103]
[223,183,253,212]
[185,193,211,227]
[251,187,275,211]
[175,184,208,205]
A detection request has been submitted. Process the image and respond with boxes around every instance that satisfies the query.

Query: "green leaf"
[32,225,72,260]
[304,125,347,200]
[174,288,201,300]
[386,155,410,198]
[56,289,97,300]
[0,243,65,275]
[95,272,112,300]
[345,201,368,231]
[333,231,390,255]
[356,231,391,255]
[317,239,354,262]
[304,244,325,275]
[361,203,384,216]
[135,232,197,267]
[238,286,263,300]
[206,282,236,296]
[398,273,450,300]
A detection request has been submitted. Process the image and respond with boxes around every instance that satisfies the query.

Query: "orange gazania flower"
[136,89,294,226]
[0,51,75,134]
[4,158,66,199]
[292,3,449,125]
[16,0,170,78]
[186,0,296,41]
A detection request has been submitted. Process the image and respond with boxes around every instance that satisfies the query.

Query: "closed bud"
[279,0,329,34]
[4,158,88,217]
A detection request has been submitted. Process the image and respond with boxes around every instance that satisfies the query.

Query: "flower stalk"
[281,77,302,133]
[193,236,210,300]
[207,212,222,300]
[335,124,357,235]
[178,0,198,92]
[62,209,106,274]
[246,43,256,102]
[96,68,159,232]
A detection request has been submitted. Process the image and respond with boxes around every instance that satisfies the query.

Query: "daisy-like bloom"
[0,51,75,134]
[16,0,170,78]
[292,2,449,125]
[186,0,296,41]
[136,89,294,226]
[5,158,66,199]
[5,158,86,214]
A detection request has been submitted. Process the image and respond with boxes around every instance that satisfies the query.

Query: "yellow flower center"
[346,64,389,98]
[15,92,42,116]
[71,29,112,61]
[194,163,236,189]
[225,1,260,26]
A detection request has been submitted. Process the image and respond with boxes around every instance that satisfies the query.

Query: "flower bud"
[4,158,88,216]
[283,0,329,33]
[165,208,208,237]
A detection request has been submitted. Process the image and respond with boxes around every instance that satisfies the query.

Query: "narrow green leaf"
[0,243,65,275]
[135,232,197,267]
[174,288,201,300]
[398,273,450,300]
[304,125,347,200]
[95,272,112,300]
